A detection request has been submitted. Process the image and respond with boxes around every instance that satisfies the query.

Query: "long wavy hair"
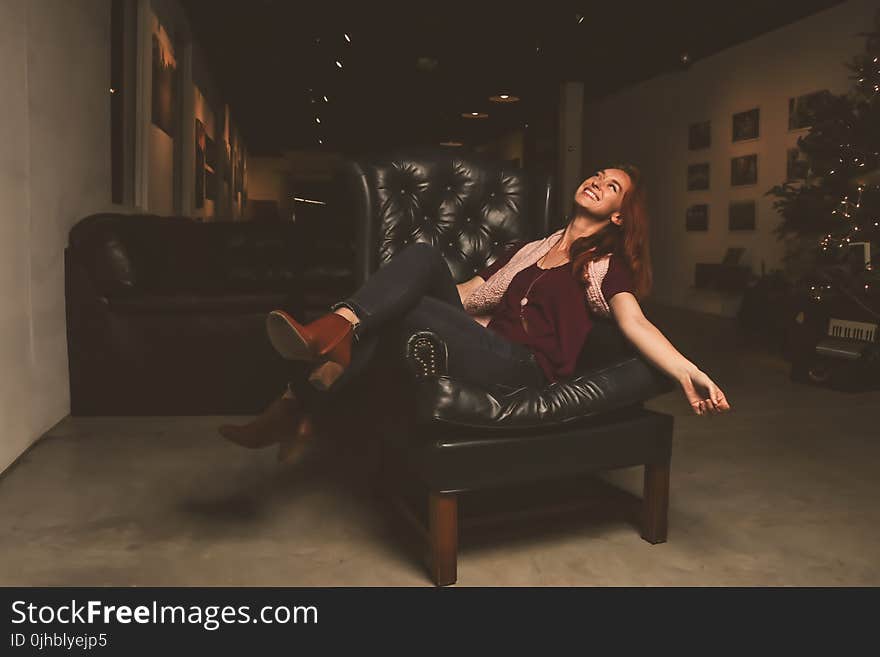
[568,164,653,299]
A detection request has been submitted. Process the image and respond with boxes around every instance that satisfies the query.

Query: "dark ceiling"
[181,0,843,155]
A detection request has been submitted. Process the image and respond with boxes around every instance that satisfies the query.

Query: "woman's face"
[573,168,633,224]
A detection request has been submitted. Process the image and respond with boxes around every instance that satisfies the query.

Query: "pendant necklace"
[519,233,567,333]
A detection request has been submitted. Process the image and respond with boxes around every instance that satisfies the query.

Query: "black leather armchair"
[339,152,676,585]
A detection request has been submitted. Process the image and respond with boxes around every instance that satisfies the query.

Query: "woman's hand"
[679,369,731,416]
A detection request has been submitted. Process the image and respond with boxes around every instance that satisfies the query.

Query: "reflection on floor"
[1,304,878,586]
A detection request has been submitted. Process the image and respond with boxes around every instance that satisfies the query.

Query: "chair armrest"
[404,330,675,430]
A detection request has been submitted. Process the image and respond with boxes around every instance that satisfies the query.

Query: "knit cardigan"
[463,228,614,327]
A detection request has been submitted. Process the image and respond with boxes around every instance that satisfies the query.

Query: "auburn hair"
[568,164,653,299]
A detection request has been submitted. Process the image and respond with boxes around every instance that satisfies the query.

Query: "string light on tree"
[769,8,880,309]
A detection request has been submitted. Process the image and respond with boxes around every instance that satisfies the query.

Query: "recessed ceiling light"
[335,60,343,69]
[315,117,321,124]
[462,112,488,119]
[440,140,464,147]
[576,14,584,24]
[489,93,520,103]
[323,95,329,102]
[344,33,351,43]
[416,56,439,72]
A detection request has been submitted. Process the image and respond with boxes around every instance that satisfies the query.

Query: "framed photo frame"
[732,108,759,142]
[205,135,217,171]
[686,204,709,231]
[688,120,711,151]
[729,200,756,231]
[687,163,710,191]
[194,119,205,209]
[731,154,758,186]
[848,242,872,270]
[150,31,177,137]
[206,169,217,201]
[788,90,831,131]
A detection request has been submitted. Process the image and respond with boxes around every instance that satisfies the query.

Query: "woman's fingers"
[709,385,730,412]
[683,372,731,415]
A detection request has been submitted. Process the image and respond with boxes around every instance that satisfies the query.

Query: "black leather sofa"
[338,152,676,585]
[65,213,305,415]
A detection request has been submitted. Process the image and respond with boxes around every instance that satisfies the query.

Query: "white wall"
[582,0,876,315]
[0,0,113,473]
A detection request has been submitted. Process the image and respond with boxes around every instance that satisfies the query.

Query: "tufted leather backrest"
[339,152,553,285]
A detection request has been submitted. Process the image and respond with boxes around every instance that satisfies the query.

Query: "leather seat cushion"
[381,406,673,494]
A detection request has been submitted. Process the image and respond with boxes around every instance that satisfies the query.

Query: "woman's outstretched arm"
[608,292,731,416]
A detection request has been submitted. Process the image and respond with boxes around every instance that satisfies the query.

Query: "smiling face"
[573,168,633,225]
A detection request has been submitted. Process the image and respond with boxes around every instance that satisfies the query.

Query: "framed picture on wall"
[686,204,709,231]
[732,108,759,142]
[729,200,756,231]
[150,32,177,137]
[206,170,217,201]
[687,163,710,191]
[788,90,831,130]
[688,120,711,150]
[194,119,205,208]
[787,147,810,180]
[731,154,758,186]
[205,135,217,170]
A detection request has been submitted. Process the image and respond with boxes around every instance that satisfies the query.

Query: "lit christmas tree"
[768,9,880,309]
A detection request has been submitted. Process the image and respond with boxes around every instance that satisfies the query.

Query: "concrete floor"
[1,304,878,586]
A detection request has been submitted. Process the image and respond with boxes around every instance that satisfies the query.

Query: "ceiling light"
[344,33,351,43]
[416,56,439,71]
[680,52,691,65]
[462,112,488,119]
[315,117,321,124]
[440,140,464,147]
[323,95,329,102]
[335,60,343,69]
[109,87,116,94]
[489,93,520,103]
[576,14,584,24]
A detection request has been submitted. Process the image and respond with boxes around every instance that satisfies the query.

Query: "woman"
[219,165,731,460]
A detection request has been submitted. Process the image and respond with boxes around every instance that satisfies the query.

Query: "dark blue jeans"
[288,243,545,409]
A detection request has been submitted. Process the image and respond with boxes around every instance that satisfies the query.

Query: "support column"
[557,81,584,218]
[132,0,152,211]
[178,42,194,216]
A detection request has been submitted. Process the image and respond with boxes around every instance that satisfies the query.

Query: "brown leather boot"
[266,310,355,368]
[218,394,302,449]
[277,414,317,465]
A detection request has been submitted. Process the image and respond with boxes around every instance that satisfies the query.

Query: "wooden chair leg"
[641,461,669,544]
[428,491,458,586]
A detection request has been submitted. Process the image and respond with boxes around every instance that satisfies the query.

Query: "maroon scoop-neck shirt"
[475,241,636,383]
